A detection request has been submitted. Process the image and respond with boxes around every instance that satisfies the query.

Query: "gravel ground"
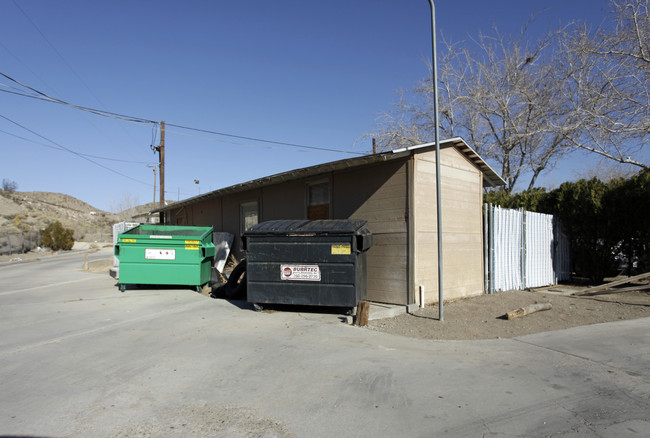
[367,284,650,340]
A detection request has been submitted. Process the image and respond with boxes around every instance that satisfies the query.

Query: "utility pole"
[152,121,166,223]
[158,121,165,223]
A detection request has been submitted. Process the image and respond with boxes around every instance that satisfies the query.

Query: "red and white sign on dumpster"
[280,264,321,281]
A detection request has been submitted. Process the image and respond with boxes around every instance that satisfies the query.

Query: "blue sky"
[1,0,632,211]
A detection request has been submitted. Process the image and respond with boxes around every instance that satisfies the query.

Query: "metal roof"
[393,137,506,188]
[153,137,505,213]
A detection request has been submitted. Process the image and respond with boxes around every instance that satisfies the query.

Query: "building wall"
[332,160,409,305]
[163,146,486,306]
[413,147,484,304]
[261,180,309,220]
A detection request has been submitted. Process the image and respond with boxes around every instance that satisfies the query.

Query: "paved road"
[1,249,649,437]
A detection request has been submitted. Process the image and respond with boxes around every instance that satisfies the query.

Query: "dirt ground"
[368,281,650,340]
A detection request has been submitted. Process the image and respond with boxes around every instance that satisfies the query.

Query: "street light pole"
[427,0,444,321]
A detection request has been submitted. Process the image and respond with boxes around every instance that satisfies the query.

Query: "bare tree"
[367,0,648,192]
[561,0,649,168]
[109,192,140,221]
[369,23,576,191]
[576,160,640,181]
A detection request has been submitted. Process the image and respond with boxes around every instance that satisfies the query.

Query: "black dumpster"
[243,219,372,308]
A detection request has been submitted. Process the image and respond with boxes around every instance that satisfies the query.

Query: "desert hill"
[0,190,152,241]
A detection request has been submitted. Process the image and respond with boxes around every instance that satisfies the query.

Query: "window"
[240,201,259,234]
[308,182,330,220]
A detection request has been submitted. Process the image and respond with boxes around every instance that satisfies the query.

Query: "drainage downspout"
[428,0,444,320]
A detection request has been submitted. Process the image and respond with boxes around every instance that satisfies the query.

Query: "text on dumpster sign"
[145,248,176,260]
[280,264,321,281]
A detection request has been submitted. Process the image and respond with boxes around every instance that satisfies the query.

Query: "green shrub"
[41,221,74,251]
[603,169,650,274]
[484,187,549,211]
[550,178,613,282]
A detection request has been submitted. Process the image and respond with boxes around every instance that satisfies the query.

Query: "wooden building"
[155,137,505,306]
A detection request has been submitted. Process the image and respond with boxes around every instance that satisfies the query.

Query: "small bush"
[2,179,18,192]
[41,221,74,251]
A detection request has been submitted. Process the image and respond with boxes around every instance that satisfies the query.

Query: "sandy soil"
[367,283,650,340]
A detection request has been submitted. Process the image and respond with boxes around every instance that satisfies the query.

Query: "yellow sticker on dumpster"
[122,238,137,243]
[331,244,351,255]
[185,240,199,244]
[185,245,199,250]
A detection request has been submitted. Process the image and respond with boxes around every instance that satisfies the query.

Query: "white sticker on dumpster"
[145,248,176,260]
[280,264,321,281]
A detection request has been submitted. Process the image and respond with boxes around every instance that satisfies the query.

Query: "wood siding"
[261,181,307,220]
[413,148,484,303]
[333,161,409,305]
[162,144,488,306]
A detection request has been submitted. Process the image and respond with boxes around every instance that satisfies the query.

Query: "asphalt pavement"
[0,248,649,437]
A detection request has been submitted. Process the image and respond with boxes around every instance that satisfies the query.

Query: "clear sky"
[2,0,635,212]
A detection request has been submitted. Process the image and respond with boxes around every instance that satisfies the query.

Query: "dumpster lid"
[244,219,369,236]
[122,224,213,239]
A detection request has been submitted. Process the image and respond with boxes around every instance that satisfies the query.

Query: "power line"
[163,127,315,153]
[11,0,110,113]
[9,0,146,147]
[165,122,362,155]
[0,128,156,164]
[0,41,58,94]
[1,72,363,155]
[0,73,155,124]
[0,113,151,186]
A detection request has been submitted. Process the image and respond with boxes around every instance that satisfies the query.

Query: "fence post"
[489,204,495,294]
[520,209,527,290]
[6,233,11,255]
[484,203,489,294]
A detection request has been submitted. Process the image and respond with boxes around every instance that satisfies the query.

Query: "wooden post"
[83,253,89,271]
[356,301,370,326]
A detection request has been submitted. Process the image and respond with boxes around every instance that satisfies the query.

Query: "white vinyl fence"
[112,222,139,266]
[484,205,570,293]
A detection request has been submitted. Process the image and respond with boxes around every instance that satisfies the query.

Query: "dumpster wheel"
[119,284,126,292]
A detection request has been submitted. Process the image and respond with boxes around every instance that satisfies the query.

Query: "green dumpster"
[114,224,216,292]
